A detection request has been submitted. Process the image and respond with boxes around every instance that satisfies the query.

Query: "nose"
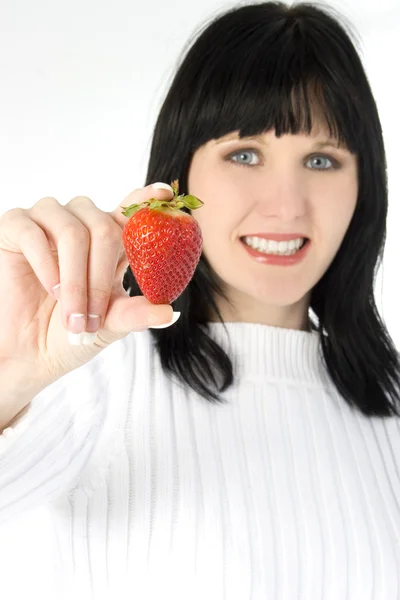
[254,170,307,221]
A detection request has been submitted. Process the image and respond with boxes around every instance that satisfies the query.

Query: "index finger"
[108,182,174,229]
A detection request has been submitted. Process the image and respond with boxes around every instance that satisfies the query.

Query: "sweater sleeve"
[0,356,110,525]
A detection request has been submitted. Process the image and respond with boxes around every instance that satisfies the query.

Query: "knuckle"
[93,219,122,245]
[36,250,56,269]
[64,281,87,298]
[89,286,110,303]
[20,226,44,249]
[67,195,94,207]
[0,214,31,251]
[0,207,25,227]
[33,196,59,209]
[2,207,25,219]
[60,222,90,245]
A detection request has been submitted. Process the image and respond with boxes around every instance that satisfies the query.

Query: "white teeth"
[243,236,305,255]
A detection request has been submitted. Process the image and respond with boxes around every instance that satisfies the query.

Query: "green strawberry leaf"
[121,202,145,218]
[181,195,204,210]
[149,199,166,209]
[121,179,204,219]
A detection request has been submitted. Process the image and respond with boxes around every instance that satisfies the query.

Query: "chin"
[238,276,310,304]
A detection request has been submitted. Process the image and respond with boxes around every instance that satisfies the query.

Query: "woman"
[0,2,400,598]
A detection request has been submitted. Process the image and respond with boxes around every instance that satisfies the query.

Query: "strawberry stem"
[171,179,179,196]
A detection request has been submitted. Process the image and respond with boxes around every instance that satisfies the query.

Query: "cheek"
[193,193,247,250]
[318,177,358,250]
[193,200,229,243]
[314,167,357,209]
[334,175,358,223]
[189,182,244,238]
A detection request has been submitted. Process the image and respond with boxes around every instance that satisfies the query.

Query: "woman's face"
[187,124,358,330]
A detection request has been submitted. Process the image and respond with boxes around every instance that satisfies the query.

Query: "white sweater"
[1,322,400,600]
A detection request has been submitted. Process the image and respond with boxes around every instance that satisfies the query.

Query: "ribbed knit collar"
[207,321,331,387]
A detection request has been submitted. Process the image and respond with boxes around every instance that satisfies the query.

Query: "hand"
[0,184,175,392]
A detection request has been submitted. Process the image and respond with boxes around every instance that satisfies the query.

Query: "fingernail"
[82,332,98,345]
[67,331,97,346]
[149,311,181,329]
[151,182,174,192]
[87,314,101,332]
[68,313,86,334]
[68,332,85,345]
[52,283,61,302]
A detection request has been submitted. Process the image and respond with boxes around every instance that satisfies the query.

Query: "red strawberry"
[121,180,204,304]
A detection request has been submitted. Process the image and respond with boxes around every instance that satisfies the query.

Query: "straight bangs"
[180,11,362,159]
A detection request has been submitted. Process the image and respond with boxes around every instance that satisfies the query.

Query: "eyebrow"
[214,133,346,150]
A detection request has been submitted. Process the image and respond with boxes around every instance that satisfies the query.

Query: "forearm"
[0,364,108,524]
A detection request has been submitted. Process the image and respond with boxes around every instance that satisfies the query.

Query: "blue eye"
[306,155,339,170]
[228,149,260,166]
[227,149,340,170]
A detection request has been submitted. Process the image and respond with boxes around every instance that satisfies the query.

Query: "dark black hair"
[123,1,400,418]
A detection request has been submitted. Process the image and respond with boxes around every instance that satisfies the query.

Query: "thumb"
[93,294,178,347]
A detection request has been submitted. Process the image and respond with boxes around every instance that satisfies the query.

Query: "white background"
[0,0,399,346]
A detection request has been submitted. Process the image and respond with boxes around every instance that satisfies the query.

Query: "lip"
[241,233,309,241]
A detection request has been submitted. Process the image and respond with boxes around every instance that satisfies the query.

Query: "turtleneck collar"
[207,321,331,387]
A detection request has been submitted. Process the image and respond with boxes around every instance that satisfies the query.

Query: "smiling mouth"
[240,236,309,255]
